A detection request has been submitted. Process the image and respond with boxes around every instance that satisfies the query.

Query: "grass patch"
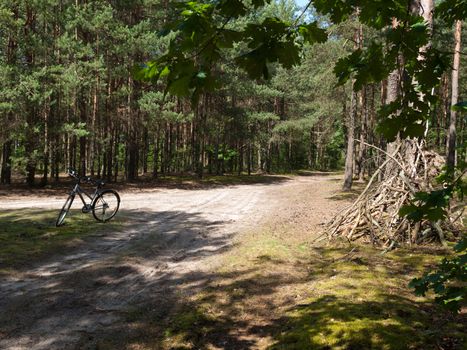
[161,305,221,349]
[269,245,464,350]
[0,209,124,270]
[151,236,465,349]
[92,229,465,349]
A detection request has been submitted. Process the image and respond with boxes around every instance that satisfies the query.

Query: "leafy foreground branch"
[410,237,467,313]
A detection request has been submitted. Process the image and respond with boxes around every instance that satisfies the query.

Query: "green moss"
[0,209,124,269]
[162,306,221,349]
[269,245,464,350]
[75,218,462,349]
[271,293,441,350]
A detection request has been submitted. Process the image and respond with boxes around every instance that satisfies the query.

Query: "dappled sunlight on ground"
[0,174,464,349]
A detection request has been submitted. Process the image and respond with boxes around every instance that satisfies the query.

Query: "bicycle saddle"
[95,179,105,187]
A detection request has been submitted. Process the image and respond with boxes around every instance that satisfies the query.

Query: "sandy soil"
[0,173,346,350]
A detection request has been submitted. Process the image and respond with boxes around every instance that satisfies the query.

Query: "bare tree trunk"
[384,19,401,177]
[447,20,462,170]
[79,96,87,176]
[357,86,367,181]
[343,88,356,190]
[1,13,17,185]
[1,141,12,184]
[42,103,49,185]
[343,22,361,190]
[25,5,37,186]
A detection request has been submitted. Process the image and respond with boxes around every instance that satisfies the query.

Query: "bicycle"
[56,168,120,227]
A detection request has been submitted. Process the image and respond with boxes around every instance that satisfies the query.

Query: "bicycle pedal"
[82,204,92,213]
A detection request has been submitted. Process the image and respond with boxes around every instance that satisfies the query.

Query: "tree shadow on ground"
[326,182,366,202]
[0,209,125,270]
[0,210,464,350]
[88,245,465,349]
[266,294,446,350]
[0,209,238,349]
[0,174,292,197]
[294,170,340,177]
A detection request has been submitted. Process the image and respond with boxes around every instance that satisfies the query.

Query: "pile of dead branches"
[327,140,464,248]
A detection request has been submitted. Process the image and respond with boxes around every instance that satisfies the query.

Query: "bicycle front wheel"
[56,194,75,227]
[92,189,120,222]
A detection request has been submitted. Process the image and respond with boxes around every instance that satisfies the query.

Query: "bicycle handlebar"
[67,167,105,187]
[67,167,79,178]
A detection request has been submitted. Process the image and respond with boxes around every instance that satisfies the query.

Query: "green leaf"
[275,41,301,69]
[251,0,271,8]
[402,123,425,139]
[333,49,362,85]
[167,75,192,96]
[217,0,247,18]
[409,277,428,296]
[160,66,170,78]
[236,48,269,80]
[132,64,147,81]
[217,29,243,48]
[410,21,426,32]
[376,115,401,142]
[452,101,467,112]
[424,207,446,221]
[454,237,467,253]
[399,204,418,218]
[436,0,467,25]
[298,22,327,44]
[313,0,352,24]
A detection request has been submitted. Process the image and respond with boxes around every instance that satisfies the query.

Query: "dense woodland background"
[0,0,465,186]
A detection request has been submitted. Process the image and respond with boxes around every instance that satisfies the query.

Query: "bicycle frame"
[70,182,100,208]
[57,168,119,227]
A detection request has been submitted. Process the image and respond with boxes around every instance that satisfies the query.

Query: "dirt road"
[0,174,344,349]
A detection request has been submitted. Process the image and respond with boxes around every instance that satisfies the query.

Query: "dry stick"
[333,143,403,225]
[365,203,378,244]
[387,186,410,193]
[415,140,428,181]
[332,247,357,262]
[328,162,400,241]
[348,210,362,240]
[398,172,417,194]
[412,221,421,245]
[354,139,406,172]
[405,140,420,178]
[451,206,465,224]
[432,220,448,247]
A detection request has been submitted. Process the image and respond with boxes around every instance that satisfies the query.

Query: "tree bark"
[357,86,367,181]
[447,20,462,170]
[343,21,361,190]
[1,141,12,184]
[343,87,356,191]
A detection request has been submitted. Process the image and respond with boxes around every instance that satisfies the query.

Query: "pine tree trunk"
[343,21,361,190]
[357,86,367,181]
[2,15,17,185]
[25,5,36,186]
[1,141,12,184]
[343,87,356,190]
[42,103,49,185]
[447,20,462,170]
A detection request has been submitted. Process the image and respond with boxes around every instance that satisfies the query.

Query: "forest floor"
[0,173,465,349]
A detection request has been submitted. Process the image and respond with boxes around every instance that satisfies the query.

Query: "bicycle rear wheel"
[92,189,120,222]
[56,194,75,227]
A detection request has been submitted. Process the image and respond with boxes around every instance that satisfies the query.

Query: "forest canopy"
[0,0,465,189]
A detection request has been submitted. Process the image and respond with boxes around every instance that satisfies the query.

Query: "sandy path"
[0,174,342,350]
